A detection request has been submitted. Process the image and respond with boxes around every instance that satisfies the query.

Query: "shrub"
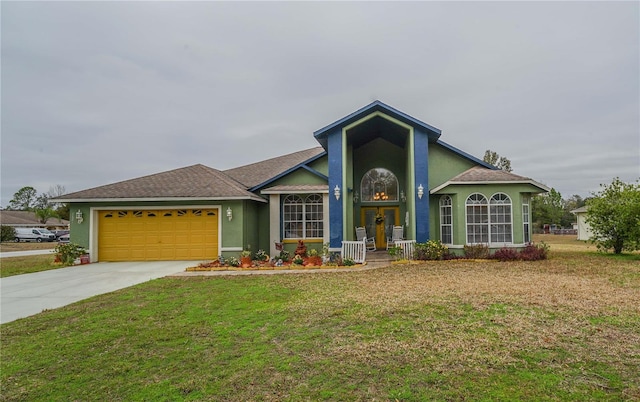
[1,225,16,242]
[492,247,520,262]
[490,243,549,262]
[255,249,269,261]
[279,250,291,262]
[54,242,86,266]
[227,256,240,267]
[414,240,448,260]
[342,257,355,266]
[292,254,304,265]
[463,244,489,259]
[387,246,403,261]
[520,242,549,261]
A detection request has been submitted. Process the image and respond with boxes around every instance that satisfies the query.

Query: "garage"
[98,209,219,261]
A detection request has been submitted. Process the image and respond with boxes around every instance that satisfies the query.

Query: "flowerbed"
[186,245,361,272]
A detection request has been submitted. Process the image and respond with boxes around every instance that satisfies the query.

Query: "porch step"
[365,250,392,263]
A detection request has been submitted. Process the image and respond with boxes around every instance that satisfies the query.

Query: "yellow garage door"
[98,209,218,261]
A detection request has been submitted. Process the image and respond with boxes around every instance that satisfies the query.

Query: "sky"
[2,1,639,208]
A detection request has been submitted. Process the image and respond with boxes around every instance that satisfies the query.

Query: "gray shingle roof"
[430,166,550,193]
[0,210,69,227]
[225,147,325,189]
[55,164,265,202]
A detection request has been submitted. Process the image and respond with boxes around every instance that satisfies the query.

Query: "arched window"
[466,193,488,244]
[490,193,512,243]
[440,196,453,244]
[360,168,398,202]
[283,194,324,239]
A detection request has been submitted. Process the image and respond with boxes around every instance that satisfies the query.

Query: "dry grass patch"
[0,241,57,252]
[2,235,639,400]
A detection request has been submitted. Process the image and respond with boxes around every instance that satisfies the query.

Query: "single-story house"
[571,206,593,241]
[55,101,549,262]
[0,210,69,230]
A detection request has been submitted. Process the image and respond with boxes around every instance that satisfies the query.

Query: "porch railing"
[394,240,416,260]
[341,239,367,263]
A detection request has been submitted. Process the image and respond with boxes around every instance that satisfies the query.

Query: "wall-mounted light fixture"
[417,184,424,200]
[226,207,233,221]
[400,190,407,203]
[75,209,84,224]
[334,185,341,201]
[353,191,359,204]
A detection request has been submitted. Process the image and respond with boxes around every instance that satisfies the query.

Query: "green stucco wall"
[268,168,327,187]
[428,143,477,190]
[308,156,328,176]
[429,184,540,247]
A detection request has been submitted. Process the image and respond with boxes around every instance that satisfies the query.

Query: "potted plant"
[307,248,322,266]
[240,250,252,267]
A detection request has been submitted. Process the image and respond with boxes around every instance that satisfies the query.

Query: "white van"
[14,228,56,242]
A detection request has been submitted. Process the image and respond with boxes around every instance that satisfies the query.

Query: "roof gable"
[55,164,265,202]
[430,166,550,194]
[225,147,326,189]
[313,100,442,149]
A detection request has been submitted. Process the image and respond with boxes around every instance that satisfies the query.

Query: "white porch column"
[269,194,281,257]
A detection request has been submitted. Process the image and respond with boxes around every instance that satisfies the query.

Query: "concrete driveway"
[1,261,193,324]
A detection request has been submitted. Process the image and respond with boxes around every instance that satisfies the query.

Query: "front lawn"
[0,254,59,278]
[1,238,639,400]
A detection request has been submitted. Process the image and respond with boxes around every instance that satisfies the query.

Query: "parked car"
[54,230,69,240]
[14,228,56,242]
[57,234,70,244]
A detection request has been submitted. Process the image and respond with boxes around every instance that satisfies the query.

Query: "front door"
[361,207,400,249]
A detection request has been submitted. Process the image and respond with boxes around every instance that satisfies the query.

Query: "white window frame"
[282,194,324,240]
[490,193,513,244]
[440,195,453,244]
[522,197,531,243]
[466,193,489,244]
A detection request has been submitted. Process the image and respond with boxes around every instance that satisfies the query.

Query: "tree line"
[3,185,69,222]
[484,150,639,253]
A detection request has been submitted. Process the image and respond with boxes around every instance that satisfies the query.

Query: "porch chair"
[355,226,376,251]
[386,226,404,250]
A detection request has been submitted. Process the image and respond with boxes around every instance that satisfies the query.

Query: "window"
[522,197,530,243]
[283,194,323,239]
[360,168,399,202]
[466,193,514,244]
[490,193,512,243]
[466,193,488,243]
[440,196,453,244]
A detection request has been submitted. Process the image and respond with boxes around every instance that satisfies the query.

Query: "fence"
[341,240,367,263]
[394,240,416,260]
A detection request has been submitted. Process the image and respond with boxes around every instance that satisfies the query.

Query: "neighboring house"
[54,101,549,262]
[571,206,593,241]
[0,210,69,230]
